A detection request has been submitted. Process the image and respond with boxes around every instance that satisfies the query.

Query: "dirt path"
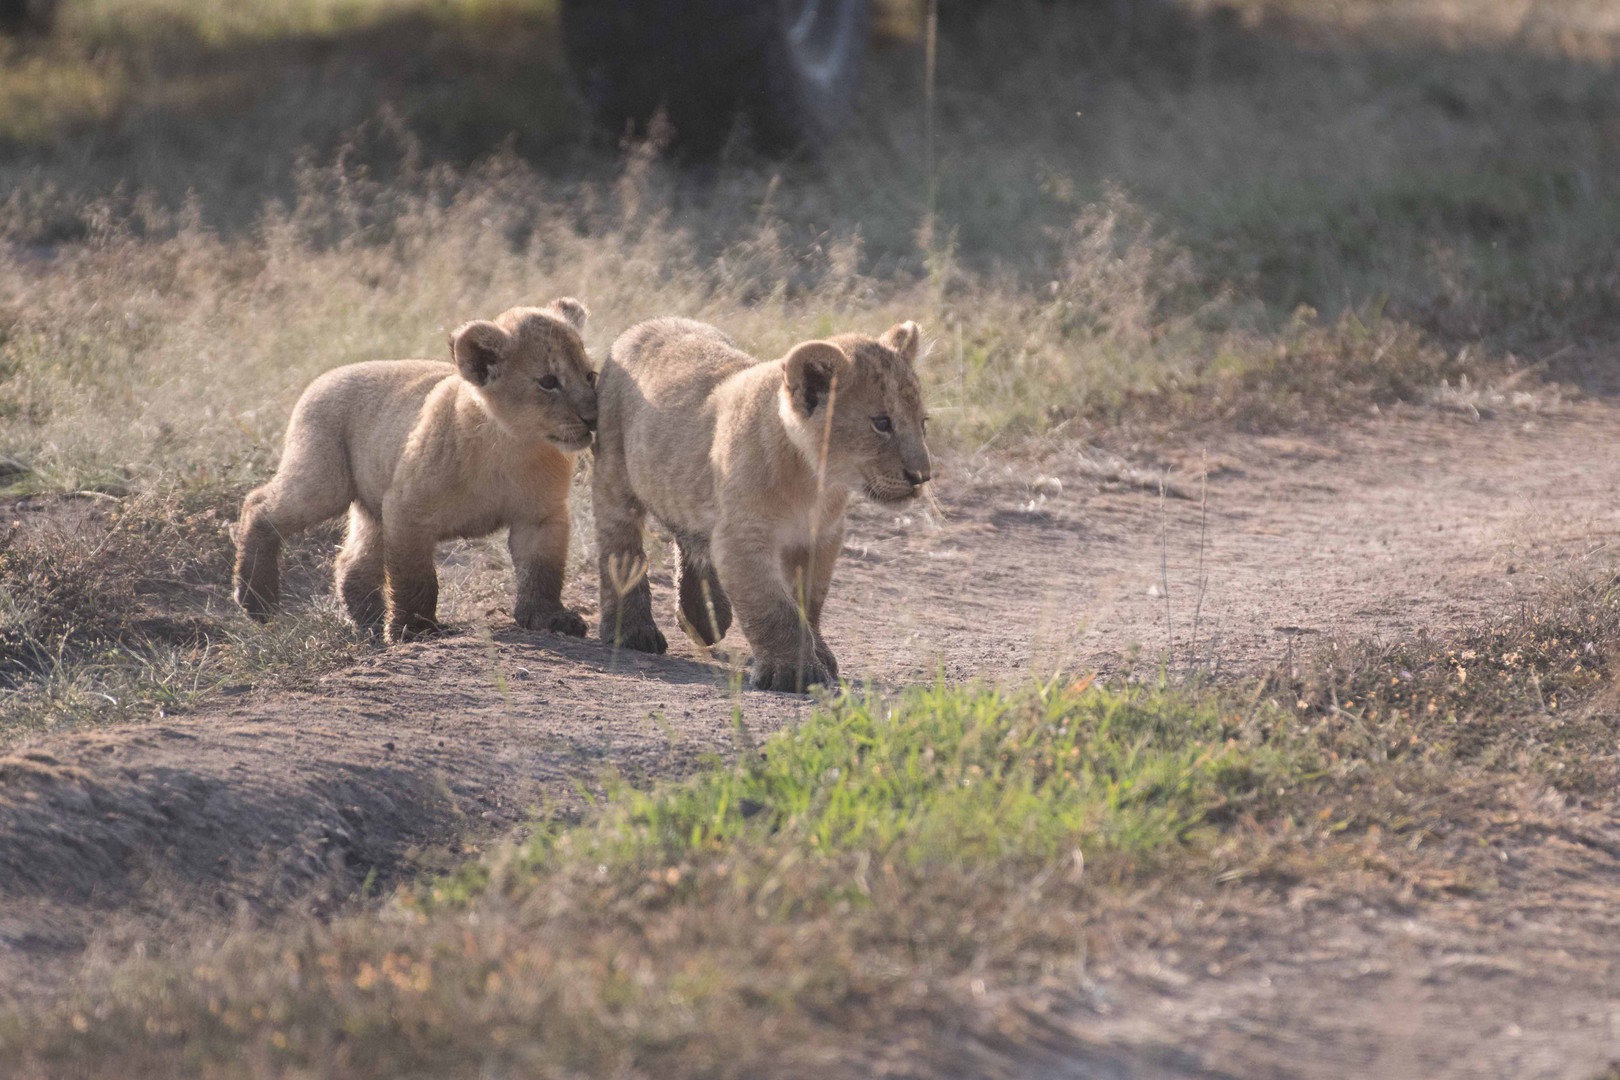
[5,404,1620,1074]
[1002,785,1620,1080]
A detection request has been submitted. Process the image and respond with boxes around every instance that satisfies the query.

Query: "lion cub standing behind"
[594,318,931,692]
[235,300,598,643]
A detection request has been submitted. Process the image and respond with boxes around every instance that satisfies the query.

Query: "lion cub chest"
[396,416,574,541]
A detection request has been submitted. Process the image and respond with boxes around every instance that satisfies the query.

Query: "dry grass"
[4,0,1612,486]
[2,679,1308,1079]
[0,154,1497,492]
[0,486,363,736]
[1279,568,1620,796]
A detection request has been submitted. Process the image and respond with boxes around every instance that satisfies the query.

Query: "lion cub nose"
[903,468,930,487]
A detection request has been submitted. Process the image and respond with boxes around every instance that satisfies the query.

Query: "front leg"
[510,517,587,637]
[786,520,845,680]
[715,522,829,693]
[381,503,441,644]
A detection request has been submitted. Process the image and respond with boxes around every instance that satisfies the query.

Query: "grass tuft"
[1282,570,1620,794]
[0,484,361,737]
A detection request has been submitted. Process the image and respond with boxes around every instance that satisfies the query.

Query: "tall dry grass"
[0,125,1486,495]
[3,0,1616,339]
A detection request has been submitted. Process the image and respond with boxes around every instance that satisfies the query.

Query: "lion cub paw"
[608,622,668,655]
[519,607,588,637]
[750,656,833,695]
[387,617,445,645]
[814,638,839,682]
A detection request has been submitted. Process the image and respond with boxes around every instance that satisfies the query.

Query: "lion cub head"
[451,299,598,452]
[781,321,931,503]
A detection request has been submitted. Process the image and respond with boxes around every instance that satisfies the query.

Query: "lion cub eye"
[538,374,561,391]
[585,370,598,387]
[871,415,893,434]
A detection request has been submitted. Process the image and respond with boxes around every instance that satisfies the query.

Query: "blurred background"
[0,0,1616,489]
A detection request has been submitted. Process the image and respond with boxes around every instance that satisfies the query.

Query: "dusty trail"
[5,404,1620,1076]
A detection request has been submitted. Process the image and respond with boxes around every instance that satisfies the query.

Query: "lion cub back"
[598,318,762,526]
[605,317,750,400]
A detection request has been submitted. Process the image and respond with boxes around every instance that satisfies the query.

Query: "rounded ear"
[548,297,589,334]
[880,320,922,365]
[783,341,849,418]
[451,320,509,387]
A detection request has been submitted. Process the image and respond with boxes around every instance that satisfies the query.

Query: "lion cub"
[593,318,931,692]
[234,299,598,643]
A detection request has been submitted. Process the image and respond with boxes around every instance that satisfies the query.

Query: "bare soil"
[6,403,1620,1076]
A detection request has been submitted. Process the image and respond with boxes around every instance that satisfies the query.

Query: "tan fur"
[234,300,598,643]
[593,317,931,692]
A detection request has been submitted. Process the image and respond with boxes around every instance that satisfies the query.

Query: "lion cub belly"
[624,439,722,541]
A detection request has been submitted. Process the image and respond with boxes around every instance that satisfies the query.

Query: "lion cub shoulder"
[234,299,598,642]
[593,316,931,691]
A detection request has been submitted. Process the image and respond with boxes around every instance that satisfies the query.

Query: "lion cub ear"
[548,297,589,334]
[880,321,922,365]
[451,320,510,387]
[784,340,849,418]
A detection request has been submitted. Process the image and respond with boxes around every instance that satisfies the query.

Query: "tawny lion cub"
[234,300,598,643]
[594,318,931,692]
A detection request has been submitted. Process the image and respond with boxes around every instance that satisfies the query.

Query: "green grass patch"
[520,678,1305,876]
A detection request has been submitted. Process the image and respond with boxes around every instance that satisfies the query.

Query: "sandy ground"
[4,403,1620,1076]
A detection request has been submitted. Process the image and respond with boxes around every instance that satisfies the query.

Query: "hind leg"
[593,449,665,654]
[335,504,386,629]
[235,431,353,620]
[381,491,441,643]
[676,536,731,647]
